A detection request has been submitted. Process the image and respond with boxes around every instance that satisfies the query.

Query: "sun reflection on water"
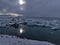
[20,28,24,34]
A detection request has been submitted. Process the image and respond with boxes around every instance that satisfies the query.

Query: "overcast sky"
[0,0,60,17]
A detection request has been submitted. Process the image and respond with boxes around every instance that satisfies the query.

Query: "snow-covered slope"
[0,34,56,45]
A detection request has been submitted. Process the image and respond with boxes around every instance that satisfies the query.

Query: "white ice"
[0,34,56,45]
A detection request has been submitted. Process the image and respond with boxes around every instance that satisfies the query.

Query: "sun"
[19,0,26,5]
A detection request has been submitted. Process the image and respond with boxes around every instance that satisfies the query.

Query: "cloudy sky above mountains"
[0,0,60,17]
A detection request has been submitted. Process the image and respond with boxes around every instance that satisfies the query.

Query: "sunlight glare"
[0,13,23,17]
[20,28,24,34]
[19,0,26,5]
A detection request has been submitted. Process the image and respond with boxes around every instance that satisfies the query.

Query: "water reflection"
[0,25,59,44]
[19,28,24,34]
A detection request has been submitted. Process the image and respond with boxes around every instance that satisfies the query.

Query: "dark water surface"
[0,25,60,45]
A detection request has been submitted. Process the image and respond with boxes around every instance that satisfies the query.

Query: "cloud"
[24,0,60,17]
[0,0,60,17]
[24,0,48,17]
[48,0,60,17]
[0,0,20,13]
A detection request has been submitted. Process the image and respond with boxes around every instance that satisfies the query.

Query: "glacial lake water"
[0,25,60,45]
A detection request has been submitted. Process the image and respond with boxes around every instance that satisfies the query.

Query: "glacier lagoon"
[0,25,59,45]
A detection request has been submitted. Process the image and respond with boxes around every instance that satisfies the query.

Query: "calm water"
[0,25,60,45]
